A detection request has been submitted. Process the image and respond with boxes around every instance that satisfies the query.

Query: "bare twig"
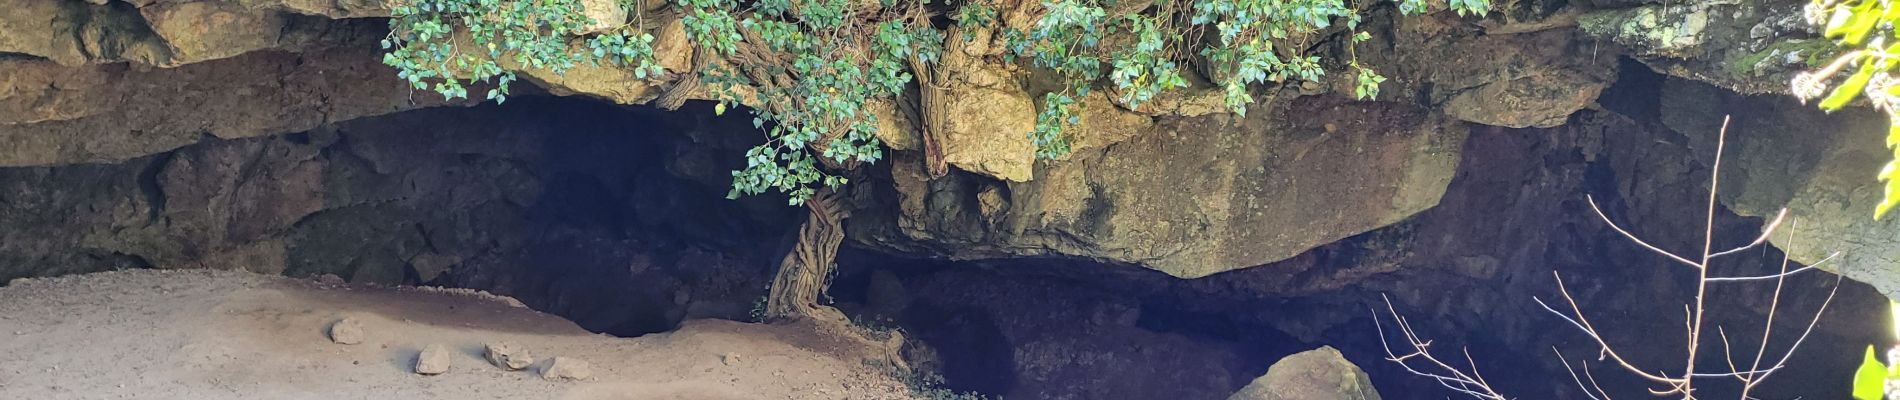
[1585,195,1703,269]
[1542,116,1841,399]
[1372,295,1509,400]
[1384,116,1845,399]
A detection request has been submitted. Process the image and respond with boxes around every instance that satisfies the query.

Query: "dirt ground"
[0,269,918,400]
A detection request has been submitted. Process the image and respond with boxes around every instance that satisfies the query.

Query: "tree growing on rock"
[374,0,1490,321]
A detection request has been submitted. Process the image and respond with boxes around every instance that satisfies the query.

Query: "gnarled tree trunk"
[764,188,851,321]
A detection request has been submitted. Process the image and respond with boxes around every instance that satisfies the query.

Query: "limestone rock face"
[0,1,171,67]
[512,15,694,104]
[0,32,467,167]
[0,0,390,68]
[1363,9,1615,129]
[576,0,628,34]
[0,98,797,336]
[1578,0,1820,94]
[1580,5,1714,60]
[139,1,294,64]
[0,0,1878,296]
[1657,78,1900,297]
[1228,346,1379,400]
[856,96,1466,278]
[939,86,1037,182]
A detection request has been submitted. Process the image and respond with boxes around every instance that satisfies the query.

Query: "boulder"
[328,317,365,345]
[1228,346,1380,400]
[484,342,534,371]
[415,344,452,375]
[138,1,293,65]
[938,85,1037,182]
[541,356,593,381]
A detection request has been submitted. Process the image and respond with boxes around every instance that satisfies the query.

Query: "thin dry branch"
[1385,115,1846,400]
[1371,295,1509,400]
[1585,195,1702,269]
[1707,209,1789,259]
[1556,349,1612,400]
[1535,276,1687,389]
[1539,115,1842,399]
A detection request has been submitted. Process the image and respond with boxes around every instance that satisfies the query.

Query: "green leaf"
[715,102,727,116]
[1856,345,1889,400]
[1829,0,1885,45]
[1822,59,1879,111]
[1890,118,1900,148]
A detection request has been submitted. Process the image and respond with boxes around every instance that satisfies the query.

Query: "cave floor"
[0,269,912,400]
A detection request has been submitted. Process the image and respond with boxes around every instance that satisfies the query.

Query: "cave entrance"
[1,68,1891,400]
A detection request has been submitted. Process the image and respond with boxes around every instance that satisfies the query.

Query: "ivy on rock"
[381,0,1489,204]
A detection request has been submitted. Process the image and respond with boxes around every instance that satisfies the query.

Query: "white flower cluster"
[1792,71,1829,102]
[1868,73,1900,110]
[1804,2,1830,26]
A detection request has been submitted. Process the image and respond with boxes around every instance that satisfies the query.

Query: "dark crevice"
[136,151,174,224]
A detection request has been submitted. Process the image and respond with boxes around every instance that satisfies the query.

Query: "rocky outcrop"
[0,0,1667,277]
[1365,7,1616,129]
[0,42,473,167]
[1656,78,1900,297]
[841,101,1891,399]
[0,0,693,168]
[2,0,391,68]
[0,0,1881,291]
[856,96,1467,278]
[0,97,796,336]
[937,85,1036,182]
[1228,346,1379,400]
[1578,0,1824,94]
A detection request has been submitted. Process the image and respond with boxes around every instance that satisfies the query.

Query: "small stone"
[541,356,593,381]
[415,344,452,375]
[315,274,345,285]
[484,342,534,371]
[720,352,741,366]
[328,318,364,345]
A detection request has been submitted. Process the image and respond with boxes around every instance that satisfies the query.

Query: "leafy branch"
[1792,0,1900,219]
[381,0,1491,204]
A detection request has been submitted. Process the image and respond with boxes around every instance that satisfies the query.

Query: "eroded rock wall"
[853,97,1467,279]
[0,0,1644,279]
[825,102,1886,399]
[1656,78,1900,296]
[0,97,798,335]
